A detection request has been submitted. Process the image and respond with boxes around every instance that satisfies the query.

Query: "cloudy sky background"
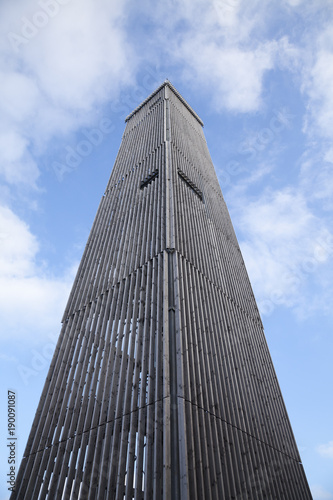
[0,0,332,498]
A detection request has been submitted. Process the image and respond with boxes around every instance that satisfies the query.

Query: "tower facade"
[14,82,311,499]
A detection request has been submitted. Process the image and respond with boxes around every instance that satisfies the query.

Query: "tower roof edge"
[125,80,204,127]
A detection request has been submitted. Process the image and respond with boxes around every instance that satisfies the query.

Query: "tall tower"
[14,82,312,499]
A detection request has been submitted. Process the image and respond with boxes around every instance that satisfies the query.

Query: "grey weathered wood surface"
[13,82,312,499]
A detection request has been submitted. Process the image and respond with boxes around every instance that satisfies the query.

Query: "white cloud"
[311,485,333,500]
[0,352,18,363]
[275,35,302,72]
[317,441,333,459]
[239,190,317,242]
[21,1,133,111]
[285,0,303,5]
[299,150,333,211]
[0,0,134,187]
[0,131,40,186]
[303,46,333,138]
[180,38,275,112]
[0,70,40,123]
[138,0,284,113]
[212,0,243,29]
[0,205,75,340]
[229,188,333,316]
[0,206,38,278]
[162,1,311,113]
[299,23,333,180]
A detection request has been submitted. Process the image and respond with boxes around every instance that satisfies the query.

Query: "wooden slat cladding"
[13,82,311,500]
[171,143,260,323]
[14,255,168,500]
[63,144,166,320]
[176,253,310,498]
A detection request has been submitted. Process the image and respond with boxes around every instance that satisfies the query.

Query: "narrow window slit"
[177,169,203,200]
[140,170,159,189]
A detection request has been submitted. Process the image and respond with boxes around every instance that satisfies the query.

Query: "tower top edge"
[125,80,204,127]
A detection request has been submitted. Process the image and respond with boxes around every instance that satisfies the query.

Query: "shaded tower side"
[13,85,174,500]
[164,85,312,499]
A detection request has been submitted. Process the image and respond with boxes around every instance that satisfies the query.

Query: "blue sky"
[0,0,332,498]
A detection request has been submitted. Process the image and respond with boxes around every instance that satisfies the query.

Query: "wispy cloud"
[317,441,333,459]
[0,0,134,187]
[311,484,333,500]
[179,38,276,112]
[228,188,333,316]
[0,205,75,340]
[302,26,333,140]
[132,0,295,113]
[299,149,333,212]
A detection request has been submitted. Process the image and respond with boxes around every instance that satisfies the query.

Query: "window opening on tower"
[177,168,203,200]
[140,170,159,189]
